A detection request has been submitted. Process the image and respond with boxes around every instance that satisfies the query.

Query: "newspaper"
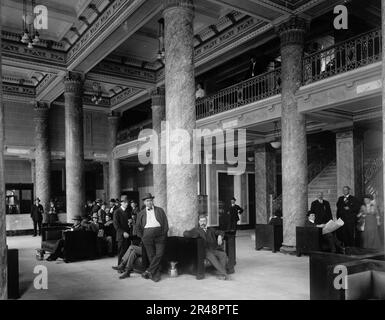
[322,218,344,235]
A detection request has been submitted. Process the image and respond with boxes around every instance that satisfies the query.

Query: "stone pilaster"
[382,0,385,245]
[102,162,109,201]
[277,16,308,252]
[108,113,121,200]
[255,144,277,224]
[163,0,198,235]
[64,72,85,221]
[34,102,51,216]
[336,129,363,197]
[151,87,167,212]
[0,5,7,299]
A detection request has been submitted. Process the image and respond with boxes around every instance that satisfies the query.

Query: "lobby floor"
[7,230,309,300]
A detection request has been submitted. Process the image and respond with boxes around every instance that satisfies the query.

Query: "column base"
[280,244,297,255]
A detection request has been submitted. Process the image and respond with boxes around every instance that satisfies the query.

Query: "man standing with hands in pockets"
[113,199,131,267]
[136,193,168,282]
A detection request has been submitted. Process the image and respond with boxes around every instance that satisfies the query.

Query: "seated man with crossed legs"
[183,214,233,280]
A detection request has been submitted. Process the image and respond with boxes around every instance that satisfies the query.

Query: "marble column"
[102,162,109,201]
[151,87,167,211]
[255,144,276,224]
[277,17,308,252]
[108,113,121,200]
[163,0,198,235]
[0,5,7,299]
[381,0,385,239]
[336,129,363,197]
[34,102,51,216]
[64,72,85,222]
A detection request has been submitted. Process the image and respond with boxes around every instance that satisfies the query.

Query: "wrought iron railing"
[195,28,381,120]
[196,68,281,120]
[303,28,381,84]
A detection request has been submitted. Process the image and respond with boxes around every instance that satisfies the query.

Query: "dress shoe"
[119,271,131,279]
[46,255,57,261]
[217,274,228,280]
[32,235,37,237]
[141,271,151,279]
[227,268,235,274]
[112,266,120,271]
[151,271,161,282]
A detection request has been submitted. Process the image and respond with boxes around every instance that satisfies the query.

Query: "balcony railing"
[196,68,281,120]
[116,120,152,144]
[196,28,381,120]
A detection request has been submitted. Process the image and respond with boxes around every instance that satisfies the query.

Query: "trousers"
[142,227,166,276]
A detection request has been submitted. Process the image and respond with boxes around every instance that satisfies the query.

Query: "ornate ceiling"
[1,0,352,111]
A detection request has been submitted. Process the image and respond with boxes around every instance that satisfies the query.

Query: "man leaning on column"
[135,193,168,282]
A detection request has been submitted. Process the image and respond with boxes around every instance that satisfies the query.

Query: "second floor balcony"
[117,28,382,145]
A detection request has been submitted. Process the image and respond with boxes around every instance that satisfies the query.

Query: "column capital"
[108,112,120,125]
[276,16,308,47]
[150,86,165,107]
[163,0,194,12]
[34,101,50,119]
[64,71,83,94]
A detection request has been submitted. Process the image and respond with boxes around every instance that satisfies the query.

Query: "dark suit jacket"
[113,207,131,241]
[304,219,316,227]
[135,206,169,239]
[336,195,360,224]
[183,227,225,251]
[310,200,333,225]
[31,204,44,221]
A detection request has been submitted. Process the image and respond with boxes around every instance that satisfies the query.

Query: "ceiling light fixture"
[270,120,281,149]
[21,0,40,48]
[157,18,165,64]
[91,82,103,105]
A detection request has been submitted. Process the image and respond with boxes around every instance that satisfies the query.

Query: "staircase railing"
[307,154,335,183]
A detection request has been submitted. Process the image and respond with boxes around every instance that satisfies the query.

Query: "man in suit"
[223,197,243,234]
[113,199,131,266]
[184,215,232,280]
[336,186,360,247]
[136,193,168,282]
[31,197,44,237]
[310,192,333,225]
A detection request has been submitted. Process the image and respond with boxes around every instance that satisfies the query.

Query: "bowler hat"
[142,193,155,201]
[72,215,83,221]
[110,198,116,203]
[231,197,236,201]
[35,197,41,202]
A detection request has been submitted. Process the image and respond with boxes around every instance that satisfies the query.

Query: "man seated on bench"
[112,236,142,279]
[46,215,88,261]
[183,214,232,280]
[305,211,345,254]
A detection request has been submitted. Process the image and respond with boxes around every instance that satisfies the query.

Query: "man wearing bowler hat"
[136,193,168,282]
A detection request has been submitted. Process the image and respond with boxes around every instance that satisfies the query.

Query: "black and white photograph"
[0,0,385,311]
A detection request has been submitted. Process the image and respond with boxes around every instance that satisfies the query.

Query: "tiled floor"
[6,230,310,300]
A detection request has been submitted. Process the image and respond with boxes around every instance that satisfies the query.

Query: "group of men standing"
[308,186,372,251]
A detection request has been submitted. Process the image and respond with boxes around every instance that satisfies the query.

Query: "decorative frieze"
[2,83,35,96]
[93,61,156,83]
[1,40,66,67]
[110,87,143,106]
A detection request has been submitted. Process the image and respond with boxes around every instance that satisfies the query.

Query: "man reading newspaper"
[305,211,345,254]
